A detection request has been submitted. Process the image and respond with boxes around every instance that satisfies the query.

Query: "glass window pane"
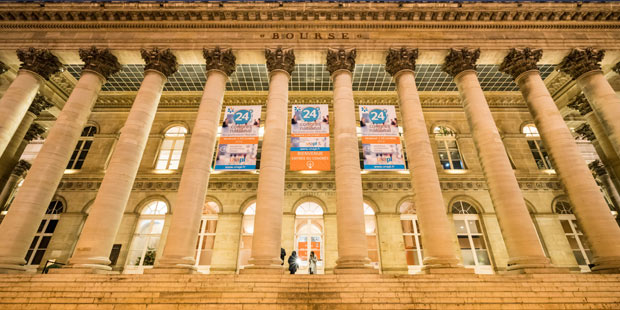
[29,236,39,249]
[44,220,58,233]
[206,220,217,233]
[143,250,156,266]
[566,235,580,250]
[458,236,471,249]
[37,221,45,233]
[32,249,46,265]
[560,220,572,233]
[573,250,586,265]
[403,235,416,250]
[366,235,377,249]
[476,250,491,266]
[467,220,480,233]
[454,220,467,234]
[401,220,414,234]
[405,251,417,265]
[461,249,475,266]
[471,236,486,249]
[38,236,51,249]
[151,220,165,234]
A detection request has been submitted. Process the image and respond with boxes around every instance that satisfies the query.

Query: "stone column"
[0,48,61,157]
[0,47,121,273]
[440,48,552,272]
[327,48,375,273]
[385,48,463,272]
[155,48,235,272]
[243,47,295,273]
[589,160,620,213]
[501,47,620,272]
[68,48,177,272]
[558,48,620,158]
[0,161,30,211]
[0,96,51,190]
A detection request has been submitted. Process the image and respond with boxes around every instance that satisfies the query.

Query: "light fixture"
[300,170,320,174]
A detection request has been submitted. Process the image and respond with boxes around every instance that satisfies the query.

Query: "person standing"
[309,251,318,275]
[287,251,298,274]
[280,248,286,266]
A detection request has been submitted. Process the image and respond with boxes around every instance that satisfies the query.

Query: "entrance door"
[294,202,325,274]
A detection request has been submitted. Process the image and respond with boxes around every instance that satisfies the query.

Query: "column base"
[422,266,474,274]
[49,267,117,275]
[334,256,378,274]
[333,267,379,274]
[504,256,567,274]
[504,267,571,274]
[0,264,27,274]
[591,256,620,274]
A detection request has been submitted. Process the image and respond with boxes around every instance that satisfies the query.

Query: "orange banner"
[218,136,259,144]
[361,136,401,144]
[290,151,331,171]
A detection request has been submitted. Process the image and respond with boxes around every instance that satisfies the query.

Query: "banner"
[359,105,406,170]
[290,104,331,171]
[214,106,261,170]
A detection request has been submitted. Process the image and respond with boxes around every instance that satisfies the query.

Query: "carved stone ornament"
[204,47,236,77]
[613,61,620,76]
[575,123,595,141]
[78,46,122,80]
[567,94,593,116]
[557,48,605,80]
[0,61,8,75]
[23,123,45,142]
[442,48,480,77]
[265,47,295,75]
[326,48,356,75]
[140,48,178,78]
[498,48,542,80]
[12,160,31,177]
[27,94,53,116]
[589,159,607,177]
[16,47,63,80]
[385,47,418,76]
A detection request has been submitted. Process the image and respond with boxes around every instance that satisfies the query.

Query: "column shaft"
[517,70,620,271]
[69,70,166,270]
[454,70,550,270]
[0,112,36,189]
[578,71,620,158]
[157,70,228,270]
[332,70,373,272]
[0,71,104,272]
[395,70,461,269]
[246,70,290,271]
[0,174,21,210]
[0,71,42,156]
[587,114,620,190]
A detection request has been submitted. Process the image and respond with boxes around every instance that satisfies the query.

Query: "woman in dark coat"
[287,251,298,274]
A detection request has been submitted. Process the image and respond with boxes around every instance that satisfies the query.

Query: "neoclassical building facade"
[0,1,620,277]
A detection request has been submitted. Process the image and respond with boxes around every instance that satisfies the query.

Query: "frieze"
[0,2,619,27]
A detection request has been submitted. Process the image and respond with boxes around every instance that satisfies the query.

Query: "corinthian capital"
[589,159,607,177]
[28,94,53,116]
[385,47,418,76]
[16,47,63,80]
[204,47,236,76]
[12,160,31,177]
[326,48,356,75]
[0,61,8,75]
[575,123,595,141]
[613,61,620,76]
[265,47,295,75]
[498,48,542,80]
[78,46,122,80]
[441,48,480,77]
[567,94,593,116]
[24,123,45,142]
[557,48,604,80]
[140,48,178,78]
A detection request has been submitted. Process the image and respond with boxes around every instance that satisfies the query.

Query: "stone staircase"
[1,273,620,309]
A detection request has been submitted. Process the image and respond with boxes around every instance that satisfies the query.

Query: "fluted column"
[0,161,30,211]
[0,48,61,157]
[327,48,375,273]
[0,47,121,273]
[441,48,552,272]
[385,48,463,272]
[243,47,295,273]
[558,48,620,158]
[501,47,620,272]
[68,48,177,272]
[589,160,620,213]
[0,95,51,190]
[569,95,620,192]
[156,48,235,272]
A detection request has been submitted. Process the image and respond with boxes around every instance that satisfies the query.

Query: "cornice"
[93,92,527,110]
[0,2,619,29]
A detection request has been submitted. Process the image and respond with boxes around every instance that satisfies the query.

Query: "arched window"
[399,200,423,274]
[66,126,97,170]
[125,200,168,273]
[554,200,592,271]
[451,201,492,274]
[238,202,255,270]
[433,126,465,170]
[294,202,324,274]
[364,203,380,269]
[26,199,64,266]
[156,126,187,170]
[523,124,552,170]
[195,200,219,273]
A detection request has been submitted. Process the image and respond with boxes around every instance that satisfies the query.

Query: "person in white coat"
[308,251,318,274]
